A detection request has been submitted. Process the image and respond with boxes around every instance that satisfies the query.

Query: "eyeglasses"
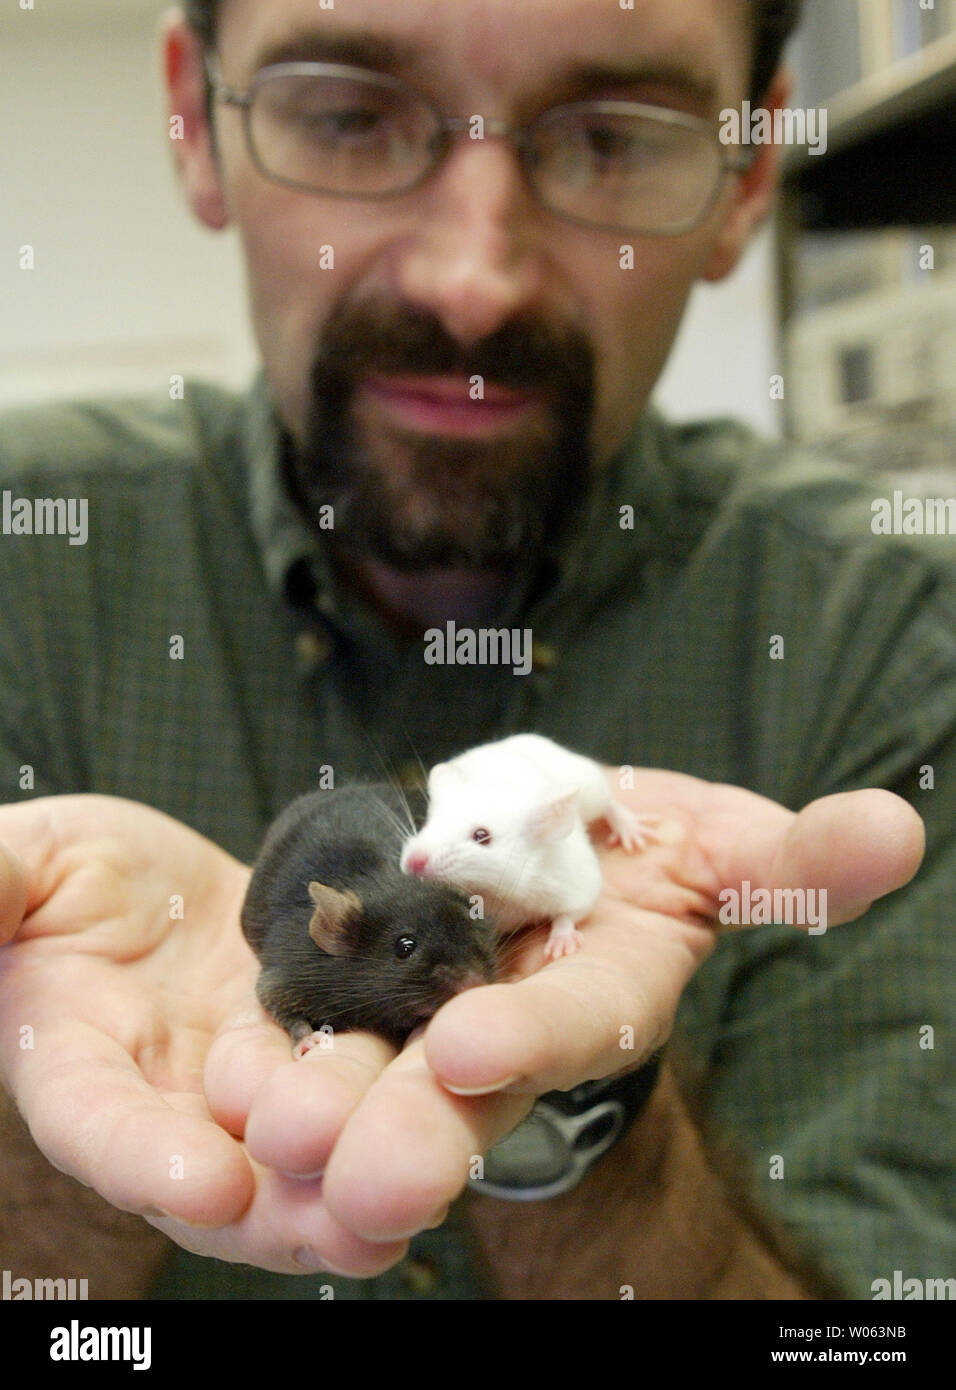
[205,58,755,237]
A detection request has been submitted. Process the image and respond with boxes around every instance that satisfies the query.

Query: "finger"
[0,839,29,945]
[423,914,678,1097]
[204,1007,305,1136]
[5,1015,254,1225]
[614,772,925,928]
[718,788,925,928]
[318,1037,534,1242]
[0,798,79,930]
[242,1028,399,1176]
[145,1164,411,1277]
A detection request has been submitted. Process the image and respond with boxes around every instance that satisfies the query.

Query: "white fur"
[400,734,658,957]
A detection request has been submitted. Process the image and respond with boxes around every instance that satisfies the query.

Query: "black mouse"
[241,782,498,1052]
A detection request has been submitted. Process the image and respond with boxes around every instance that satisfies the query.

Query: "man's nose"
[392,134,546,346]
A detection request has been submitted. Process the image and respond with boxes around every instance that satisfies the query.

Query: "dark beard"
[287,295,596,571]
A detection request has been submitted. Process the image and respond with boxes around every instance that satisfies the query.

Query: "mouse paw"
[544,916,584,960]
[605,801,663,852]
[292,1030,328,1060]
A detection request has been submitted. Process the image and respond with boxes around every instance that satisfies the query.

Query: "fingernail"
[442,1073,523,1096]
[292,1246,351,1275]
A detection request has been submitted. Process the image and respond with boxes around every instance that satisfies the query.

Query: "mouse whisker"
[376,789,418,846]
[362,732,401,788]
[364,779,421,849]
[356,747,420,840]
[487,839,533,902]
[493,941,529,977]
[399,739,431,798]
[392,781,420,839]
[370,799,407,849]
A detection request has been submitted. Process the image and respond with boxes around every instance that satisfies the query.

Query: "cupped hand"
[0,795,409,1276]
[0,778,925,1277]
[204,771,924,1260]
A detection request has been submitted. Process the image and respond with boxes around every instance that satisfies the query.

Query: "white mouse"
[399,733,660,959]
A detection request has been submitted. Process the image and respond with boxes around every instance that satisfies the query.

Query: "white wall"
[1,0,781,436]
[1,0,257,404]
[653,224,782,435]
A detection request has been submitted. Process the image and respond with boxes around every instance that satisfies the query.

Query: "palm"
[0,796,261,1210]
[0,777,924,1278]
[2,794,252,1053]
[486,769,917,1064]
[0,794,434,1275]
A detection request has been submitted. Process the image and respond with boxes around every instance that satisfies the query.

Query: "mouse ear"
[307,881,362,955]
[427,761,465,796]
[524,788,579,844]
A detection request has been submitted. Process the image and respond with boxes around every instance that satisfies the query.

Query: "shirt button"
[401,1257,440,1296]
[531,641,557,671]
[295,628,331,671]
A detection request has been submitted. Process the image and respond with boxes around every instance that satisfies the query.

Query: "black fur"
[241,783,497,1048]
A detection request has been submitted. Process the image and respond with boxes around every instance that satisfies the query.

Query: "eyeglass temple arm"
[723,147,760,173]
[202,52,250,108]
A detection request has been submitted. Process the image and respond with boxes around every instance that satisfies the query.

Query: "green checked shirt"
[0,373,953,1300]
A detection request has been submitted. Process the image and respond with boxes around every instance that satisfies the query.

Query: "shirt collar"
[243,371,321,598]
[240,368,678,629]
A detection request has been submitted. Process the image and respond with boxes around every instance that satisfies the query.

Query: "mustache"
[288,295,596,571]
[308,297,594,401]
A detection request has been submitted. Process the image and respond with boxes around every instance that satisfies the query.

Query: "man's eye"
[323,110,384,134]
[299,109,388,141]
[583,127,666,171]
[585,126,634,160]
[263,86,394,141]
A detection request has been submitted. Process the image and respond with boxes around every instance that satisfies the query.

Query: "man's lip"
[360,373,544,435]
[366,374,538,405]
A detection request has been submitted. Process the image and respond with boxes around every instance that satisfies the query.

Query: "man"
[0,0,950,1301]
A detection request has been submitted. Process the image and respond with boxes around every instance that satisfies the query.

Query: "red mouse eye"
[471,827,492,845]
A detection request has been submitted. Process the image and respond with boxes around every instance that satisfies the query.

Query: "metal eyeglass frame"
[204,57,757,237]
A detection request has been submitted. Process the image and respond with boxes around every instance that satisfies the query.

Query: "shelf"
[782,29,956,228]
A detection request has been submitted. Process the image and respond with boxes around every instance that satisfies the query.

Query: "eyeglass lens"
[247,69,724,233]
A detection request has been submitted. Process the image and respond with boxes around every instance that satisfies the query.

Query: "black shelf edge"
[781,30,956,229]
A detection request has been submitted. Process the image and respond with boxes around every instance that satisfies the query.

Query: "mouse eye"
[395,935,417,960]
[471,827,492,845]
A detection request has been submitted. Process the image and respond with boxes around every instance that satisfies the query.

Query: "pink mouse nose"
[406,851,430,876]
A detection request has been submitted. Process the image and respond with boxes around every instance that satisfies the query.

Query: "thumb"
[0,841,29,945]
[768,789,925,927]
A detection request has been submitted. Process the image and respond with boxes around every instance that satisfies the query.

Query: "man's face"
[186,0,760,569]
